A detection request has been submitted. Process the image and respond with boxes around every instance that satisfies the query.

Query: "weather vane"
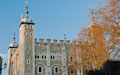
[25,0,29,17]
[90,8,94,17]
[90,8,95,22]
[13,30,16,43]
[26,0,28,11]
[64,30,66,43]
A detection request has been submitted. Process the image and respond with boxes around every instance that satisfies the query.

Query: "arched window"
[35,53,39,59]
[44,56,46,59]
[42,56,44,59]
[51,56,52,59]
[55,67,58,72]
[70,57,73,62]
[53,56,55,59]
[54,66,59,73]
[38,66,42,73]
[71,70,74,73]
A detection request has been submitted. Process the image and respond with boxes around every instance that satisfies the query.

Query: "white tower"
[19,0,35,75]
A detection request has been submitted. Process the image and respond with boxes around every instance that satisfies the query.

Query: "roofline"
[19,22,35,27]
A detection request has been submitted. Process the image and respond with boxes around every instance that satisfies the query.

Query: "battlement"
[35,38,72,45]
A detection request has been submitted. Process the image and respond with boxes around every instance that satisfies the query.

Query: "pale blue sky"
[0,0,102,75]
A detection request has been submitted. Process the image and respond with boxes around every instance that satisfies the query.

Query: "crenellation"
[53,39,57,45]
[66,40,70,44]
[35,38,72,46]
[46,39,51,44]
[60,40,64,44]
[39,38,44,44]
[72,40,77,45]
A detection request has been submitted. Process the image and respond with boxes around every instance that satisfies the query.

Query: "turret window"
[30,32,32,36]
[25,25,26,28]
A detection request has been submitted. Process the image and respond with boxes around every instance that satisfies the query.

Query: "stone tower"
[8,32,18,75]
[19,0,35,75]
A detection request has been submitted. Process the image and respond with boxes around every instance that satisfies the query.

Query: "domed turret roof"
[20,0,34,24]
[21,17,33,23]
[9,42,18,48]
[9,32,18,48]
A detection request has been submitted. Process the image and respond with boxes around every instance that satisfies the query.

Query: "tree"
[87,22,109,70]
[71,23,109,73]
[71,0,120,73]
[94,0,120,58]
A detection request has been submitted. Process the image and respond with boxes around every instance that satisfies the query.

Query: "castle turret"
[19,0,35,75]
[61,32,68,75]
[8,31,18,75]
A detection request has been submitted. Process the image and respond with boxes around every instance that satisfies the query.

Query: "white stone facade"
[8,23,78,75]
[8,1,83,75]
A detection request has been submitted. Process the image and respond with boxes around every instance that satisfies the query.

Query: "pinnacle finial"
[64,30,66,43]
[25,0,29,18]
[13,30,16,43]
[21,14,23,19]
[90,8,94,23]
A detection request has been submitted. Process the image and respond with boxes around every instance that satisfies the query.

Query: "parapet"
[34,38,72,45]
